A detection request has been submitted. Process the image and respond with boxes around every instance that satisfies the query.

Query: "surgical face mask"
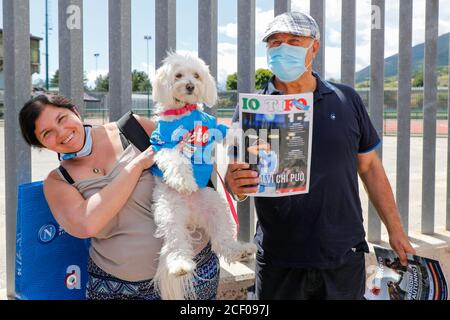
[266,41,314,83]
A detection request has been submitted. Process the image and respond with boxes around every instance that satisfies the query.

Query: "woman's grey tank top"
[58,143,209,282]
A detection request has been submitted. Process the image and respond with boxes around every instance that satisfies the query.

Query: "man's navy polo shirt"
[231,73,380,269]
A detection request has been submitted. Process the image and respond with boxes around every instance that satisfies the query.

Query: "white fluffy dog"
[150,52,256,300]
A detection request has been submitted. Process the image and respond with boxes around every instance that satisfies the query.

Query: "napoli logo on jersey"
[38,224,57,244]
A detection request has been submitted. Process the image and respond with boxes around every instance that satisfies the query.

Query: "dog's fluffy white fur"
[151,52,256,300]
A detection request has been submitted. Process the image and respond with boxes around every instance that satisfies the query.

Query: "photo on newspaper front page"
[238,93,313,197]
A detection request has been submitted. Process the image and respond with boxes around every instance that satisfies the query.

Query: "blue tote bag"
[15,181,90,300]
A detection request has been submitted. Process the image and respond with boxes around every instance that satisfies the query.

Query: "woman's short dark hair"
[19,94,80,147]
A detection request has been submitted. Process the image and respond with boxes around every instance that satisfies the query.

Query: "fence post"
[367,0,385,243]
[108,0,132,121]
[396,0,413,235]
[198,0,218,186]
[422,0,439,234]
[274,0,290,16]
[341,0,356,87]
[447,31,450,231]
[155,0,176,69]
[198,0,217,81]
[237,0,256,242]
[310,0,325,78]
[58,0,84,116]
[3,0,32,299]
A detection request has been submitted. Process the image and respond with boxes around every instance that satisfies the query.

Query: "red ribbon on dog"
[160,103,197,116]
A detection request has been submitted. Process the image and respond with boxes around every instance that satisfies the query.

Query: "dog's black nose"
[186,83,195,93]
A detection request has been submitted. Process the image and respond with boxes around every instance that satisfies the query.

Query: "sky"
[1,0,450,90]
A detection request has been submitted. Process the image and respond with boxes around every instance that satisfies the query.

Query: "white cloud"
[218,7,274,42]
[412,0,426,46]
[255,8,274,41]
[217,43,238,87]
[325,46,341,80]
[218,23,237,39]
[256,55,268,70]
[216,43,270,89]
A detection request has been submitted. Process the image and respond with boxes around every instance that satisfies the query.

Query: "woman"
[19,94,220,300]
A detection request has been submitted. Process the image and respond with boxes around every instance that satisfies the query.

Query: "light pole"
[94,53,100,79]
[144,35,152,117]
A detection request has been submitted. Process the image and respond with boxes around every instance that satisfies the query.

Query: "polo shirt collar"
[263,72,335,102]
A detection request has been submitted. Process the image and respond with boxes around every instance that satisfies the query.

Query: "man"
[225,11,415,300]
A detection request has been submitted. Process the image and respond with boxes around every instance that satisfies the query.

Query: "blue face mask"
[58,125,93,161]
[267,41,314,83]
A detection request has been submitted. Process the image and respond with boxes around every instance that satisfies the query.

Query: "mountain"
[355,32,449,83]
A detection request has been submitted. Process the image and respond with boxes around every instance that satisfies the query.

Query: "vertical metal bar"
[58,0,84,116]
[274,0,290,16]
[310,0,325,77]
[3,0,32,299]
[108,0,132,121]
[155,0,176,69]
[237,0,256,242]
[447,31,450,231]
[198,0,217,81]
[341,0,356,87]
[198,0,218,186]
[45,0,50,91]
[367,0,385,243]
[396,0,413,235]
[422,0,439,235]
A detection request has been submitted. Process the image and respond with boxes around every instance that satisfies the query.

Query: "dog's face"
[152,53,218,109]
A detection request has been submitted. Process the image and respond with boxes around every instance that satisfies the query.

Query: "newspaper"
[365,246,448,300]
[238,93,313,197]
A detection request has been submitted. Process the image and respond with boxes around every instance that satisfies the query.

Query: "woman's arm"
[43,146,155,238]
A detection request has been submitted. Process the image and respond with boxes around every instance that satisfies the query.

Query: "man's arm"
[357,150,416,265]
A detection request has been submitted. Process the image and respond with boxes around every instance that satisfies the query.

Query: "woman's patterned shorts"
[86,242,220,300]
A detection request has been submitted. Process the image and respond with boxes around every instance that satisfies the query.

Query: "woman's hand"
[132,146,156,171]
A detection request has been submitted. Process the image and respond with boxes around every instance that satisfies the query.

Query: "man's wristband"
[232,192,248,202]
[225,181,248,202]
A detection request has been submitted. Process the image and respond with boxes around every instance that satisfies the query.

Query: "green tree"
[131,70,152,92]
[226,69,273,91]
[412,69,424,87]
[50,69,59,87]
[94,74,109,92]
[94,71,152,92]
[226,72,237,91]
[255,68,273,90]
[50,69,89,89]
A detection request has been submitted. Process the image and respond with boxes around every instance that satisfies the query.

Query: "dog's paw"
[167,258,196,277]
[213,241,257,264]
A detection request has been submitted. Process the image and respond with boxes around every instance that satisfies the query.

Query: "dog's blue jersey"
[150,109,228,188]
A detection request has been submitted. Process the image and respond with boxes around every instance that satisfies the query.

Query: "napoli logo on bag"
[15,181,90,300]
